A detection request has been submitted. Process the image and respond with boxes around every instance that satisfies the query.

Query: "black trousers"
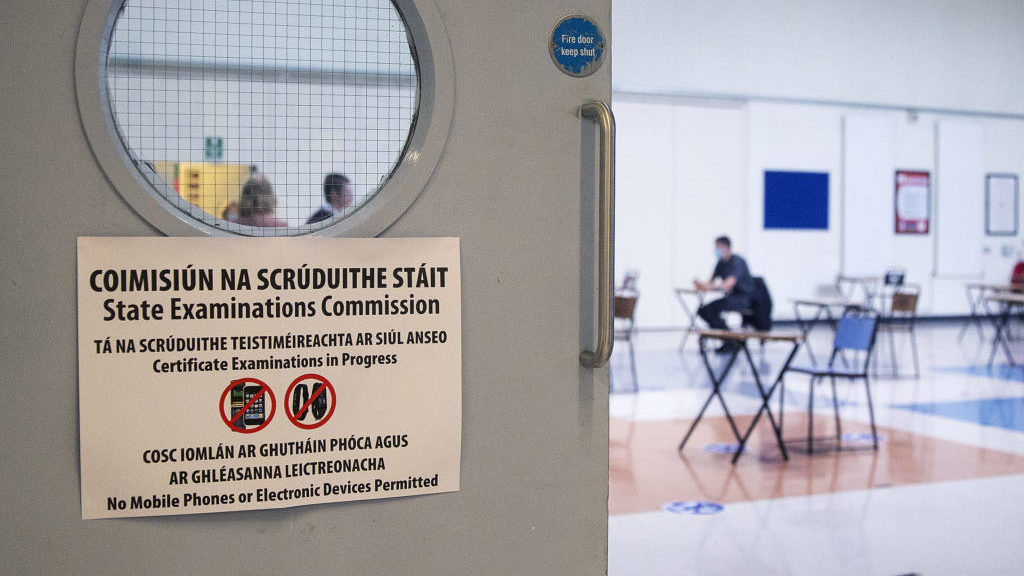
[698,294,752,330]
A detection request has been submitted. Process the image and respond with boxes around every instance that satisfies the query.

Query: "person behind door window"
[235,175,288,227]
[307,173,353,224]
[220,201,240,223]
[694,235,755,353]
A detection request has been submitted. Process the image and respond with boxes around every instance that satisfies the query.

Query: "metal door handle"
[580,100,616,368]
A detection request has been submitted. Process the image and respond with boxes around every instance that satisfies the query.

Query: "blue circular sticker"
[550,15,605,77]
[663,500,724,516]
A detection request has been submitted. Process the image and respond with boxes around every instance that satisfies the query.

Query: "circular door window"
[77,0,452,237]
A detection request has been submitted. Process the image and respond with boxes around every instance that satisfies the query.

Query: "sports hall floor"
[608,319,1024,576]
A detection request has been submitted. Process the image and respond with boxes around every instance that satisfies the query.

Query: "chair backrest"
[614,295,637,321]
[742,276,773,331]
[891,290,919,314]
[833,314,878,352]
[614,295,638,338]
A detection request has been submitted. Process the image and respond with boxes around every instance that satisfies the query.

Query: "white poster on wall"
[78,237,462,519]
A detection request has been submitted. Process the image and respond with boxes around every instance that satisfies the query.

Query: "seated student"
[693,235,755,353]
[307,173,353,224]
[234,175,288,228]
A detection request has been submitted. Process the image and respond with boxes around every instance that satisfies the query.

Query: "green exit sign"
[204,136,223,161]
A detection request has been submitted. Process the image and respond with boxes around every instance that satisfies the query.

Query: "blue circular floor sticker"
[704,443,745,455]
[550,15,605,77]
[663,501,724,516]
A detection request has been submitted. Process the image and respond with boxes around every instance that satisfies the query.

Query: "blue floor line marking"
[891,397,1024,432]
[931,364,1024,383]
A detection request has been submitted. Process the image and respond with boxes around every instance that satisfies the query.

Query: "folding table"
[835,275,881,310]
[678,329,803,464]
[960,282,1022,340]
[673,287,723,350]
[985,291,1024,367]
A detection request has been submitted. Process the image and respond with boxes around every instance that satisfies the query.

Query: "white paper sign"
[78,237,461,518]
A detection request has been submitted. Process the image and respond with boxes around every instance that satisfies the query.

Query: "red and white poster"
[895,170,931,234]
[77,237,462,518]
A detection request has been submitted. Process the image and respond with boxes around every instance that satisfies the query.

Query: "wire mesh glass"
[105,0,418,235]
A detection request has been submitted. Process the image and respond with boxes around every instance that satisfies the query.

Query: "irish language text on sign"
[77,237,462,518]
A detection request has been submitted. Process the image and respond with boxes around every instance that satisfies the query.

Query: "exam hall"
[2,0,1023,575]
[608,1,1024,574]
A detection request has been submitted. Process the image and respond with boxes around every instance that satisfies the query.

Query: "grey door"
[0,0,611,574]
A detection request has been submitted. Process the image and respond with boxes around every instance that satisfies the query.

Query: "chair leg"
[910,327,920,379]
[807,376,816,455]
[829,375,841,444]
[628,336,639,392]
[870,342,879,378]
[863,375,879,450]
[888,329,897,377]
[778,377,785,440]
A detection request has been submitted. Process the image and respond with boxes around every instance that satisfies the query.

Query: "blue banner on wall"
[763,170,830,230]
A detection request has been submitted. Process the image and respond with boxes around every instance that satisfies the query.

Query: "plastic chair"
[613,294,639,392]
[883,269,905,288]
[876,268,905,313]
[874,284,921,378]
[781,309,880,454]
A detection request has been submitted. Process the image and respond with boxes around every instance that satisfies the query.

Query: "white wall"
[612,0,1024,328]
[614,97,1024,327]
[613,96,745,328]
[612,0,1024,116]
[745,103,843,321]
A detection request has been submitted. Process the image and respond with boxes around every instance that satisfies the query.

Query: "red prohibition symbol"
[285,373,337,430]
[220,377,276,434]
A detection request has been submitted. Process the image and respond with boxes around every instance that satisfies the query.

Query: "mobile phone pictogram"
[220,378,276,433]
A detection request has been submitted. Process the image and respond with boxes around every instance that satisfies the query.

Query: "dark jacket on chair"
[744,277,773,332]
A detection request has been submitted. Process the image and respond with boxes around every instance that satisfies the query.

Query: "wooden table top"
[968,282,1024,292]
[986,291,1024,305]
[692,328,804,343]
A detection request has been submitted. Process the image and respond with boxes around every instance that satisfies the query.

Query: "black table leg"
[793,303,824,366]
[989,302,1017,368]
[959,286,986,340]
[678,336,744,451]
[731,340,801,464]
